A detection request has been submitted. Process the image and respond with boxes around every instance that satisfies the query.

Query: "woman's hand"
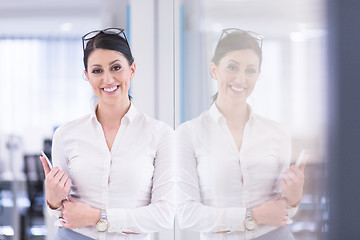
[280,164,305,207]
[61,197,100,229]
[39,156,71,209]
[252,194,288,226]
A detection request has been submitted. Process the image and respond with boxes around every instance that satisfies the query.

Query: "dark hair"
[83,32,134,71]
[211,31,262,102]
[212,31,262,68]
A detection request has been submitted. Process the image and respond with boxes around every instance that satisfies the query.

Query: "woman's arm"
[60,197,100,228]
[105,125,175,233]
[252,195,288,226]
[59,124,176,234]
[175,124,289,233]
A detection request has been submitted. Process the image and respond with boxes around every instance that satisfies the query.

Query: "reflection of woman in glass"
[40,28,174,240]
[176,29,304,240]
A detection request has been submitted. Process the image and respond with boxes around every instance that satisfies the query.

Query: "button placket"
[239,124,253,240]
[99,152,111,240]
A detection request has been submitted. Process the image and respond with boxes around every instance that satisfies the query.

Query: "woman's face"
[211,49,260,104]
[84,48,135,105]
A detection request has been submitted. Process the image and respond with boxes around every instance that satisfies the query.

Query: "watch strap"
[245,208,253,219]
[100,209,107,221]
[244,208,257,231]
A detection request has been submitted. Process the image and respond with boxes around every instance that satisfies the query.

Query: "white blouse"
[48,103,175,240]
[176,103,297,240]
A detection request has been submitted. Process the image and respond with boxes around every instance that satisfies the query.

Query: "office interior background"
[1,0,359,239]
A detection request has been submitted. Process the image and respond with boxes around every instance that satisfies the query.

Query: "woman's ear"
[257,68,261,80]
[130,62,136,80]
[210,62,217,80]
[84,70,89,81]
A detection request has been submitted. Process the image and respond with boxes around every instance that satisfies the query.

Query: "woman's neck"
[96,99,131,128]
[215,97,249,125]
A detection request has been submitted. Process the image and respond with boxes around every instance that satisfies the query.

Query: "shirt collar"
[209,102,256,125]
[125,102,137,122]
[90,102,138,123]
[209,103,225,123]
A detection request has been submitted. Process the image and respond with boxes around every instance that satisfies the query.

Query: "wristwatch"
[96,209,109,232]
[244,208,257,231]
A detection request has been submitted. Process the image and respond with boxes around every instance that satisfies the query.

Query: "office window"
[0,37,93,151]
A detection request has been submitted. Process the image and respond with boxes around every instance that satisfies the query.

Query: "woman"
[40,28,175,240]
[176,29,305,240]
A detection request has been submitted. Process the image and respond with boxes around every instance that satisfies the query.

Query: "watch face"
[245,219,257,231]
[96,220,109,232]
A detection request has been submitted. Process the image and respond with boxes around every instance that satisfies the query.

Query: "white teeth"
[104,86,118,92]
[230,86,245,92]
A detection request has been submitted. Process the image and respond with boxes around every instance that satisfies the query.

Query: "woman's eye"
[92,69,102,74]
[227,64,238,71]
[246,68,258,74]
[112,65,121,71]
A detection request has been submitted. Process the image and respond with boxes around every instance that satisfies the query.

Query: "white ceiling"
[203,0,327,39]
[0,0,101,36]
[0,0,326,38]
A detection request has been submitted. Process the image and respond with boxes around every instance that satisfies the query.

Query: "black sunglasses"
[219,28,264,48]
[81,27,130,50]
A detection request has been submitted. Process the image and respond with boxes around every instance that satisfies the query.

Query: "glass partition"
[174,0,327,239]
[0,0,328,239]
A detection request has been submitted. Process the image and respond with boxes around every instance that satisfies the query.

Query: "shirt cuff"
[107,208,139,234]
[46,203,62,218]
[226,207,246,231]
[46,203,66,226]
[287,205,299,220]
[212,207,246,233]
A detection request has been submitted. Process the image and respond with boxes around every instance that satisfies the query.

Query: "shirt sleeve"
[175,123,247,233]
[107,124,176,233]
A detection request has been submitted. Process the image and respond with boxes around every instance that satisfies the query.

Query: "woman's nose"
[103,70,114,84]
[234,70,246,83]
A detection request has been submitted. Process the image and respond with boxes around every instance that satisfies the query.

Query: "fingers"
[39,156,51,176]
[290,165,304,175]
[47,168,70,189]
[45,167,71,199]
[65,180,72,196]
[62,221,74,229]
[279,218,288,226]
[62,199,71,208]
[272,193,282,200]
[66,194,73,202]
[282,166,304,185]
[45,167,59,181]
[53,169,68,185]
[280,178,286,192]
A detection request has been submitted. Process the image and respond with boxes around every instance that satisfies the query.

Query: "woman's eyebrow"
[229,59,257,67]
[109,59,121,65]
[90,59,122,68]
[229,59,240,65]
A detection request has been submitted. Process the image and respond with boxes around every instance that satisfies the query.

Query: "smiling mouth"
[230,86,245,92]
[103,85,119,93]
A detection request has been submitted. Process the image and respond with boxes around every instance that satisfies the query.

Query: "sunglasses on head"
[219,28,263,48]
[82,27,130,50]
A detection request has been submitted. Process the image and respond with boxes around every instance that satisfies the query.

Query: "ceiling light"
[60,22,72,32]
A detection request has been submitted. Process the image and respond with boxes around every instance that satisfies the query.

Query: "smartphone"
[41,150,53,169]
[295,149,307,167]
